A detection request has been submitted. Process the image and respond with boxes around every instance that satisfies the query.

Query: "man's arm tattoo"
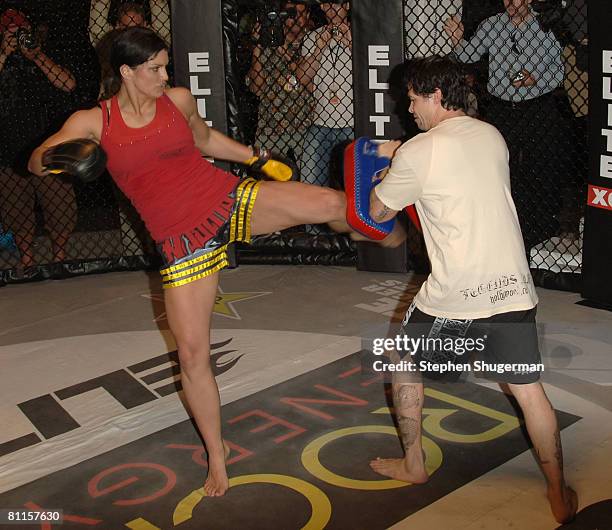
[373,204,391,221]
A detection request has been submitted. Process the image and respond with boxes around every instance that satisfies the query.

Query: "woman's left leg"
[164,273,229,496]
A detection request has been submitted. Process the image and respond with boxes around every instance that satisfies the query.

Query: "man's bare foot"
[547,485,578,524]
[369,457,429,484]
[203,441,231,497]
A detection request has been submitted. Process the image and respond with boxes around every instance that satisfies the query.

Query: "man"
[95,3,148,99]
[297,1,353,233]
[247,2,314,167]
[367,55,577,524]
[115,2,147,28]
[443,0,568,250]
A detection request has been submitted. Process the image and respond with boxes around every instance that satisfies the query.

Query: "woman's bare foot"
[203,441,231,497]
[547,485,578,524]
[349,221,407,248]
[369,457,429,484]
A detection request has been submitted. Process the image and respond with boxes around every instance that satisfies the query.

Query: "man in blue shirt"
[444,0,570,251]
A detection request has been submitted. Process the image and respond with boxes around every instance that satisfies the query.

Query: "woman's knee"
[317,187,345,220]
[176,339,211,372]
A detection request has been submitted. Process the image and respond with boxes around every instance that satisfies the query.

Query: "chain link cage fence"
[0,0,589,286]
[234,0,357,265]
[403,0,587,289]
[0,0,171,284]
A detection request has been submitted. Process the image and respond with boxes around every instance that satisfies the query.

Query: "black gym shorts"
[398,301,543,384]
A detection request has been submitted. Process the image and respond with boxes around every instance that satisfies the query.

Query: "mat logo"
[0,339,242,459]
[588,185,612,211]
[1,355,577,529]
[356,279,419,318]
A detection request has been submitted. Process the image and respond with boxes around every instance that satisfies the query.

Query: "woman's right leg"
[164,273,229,496]
[250,180,406,247]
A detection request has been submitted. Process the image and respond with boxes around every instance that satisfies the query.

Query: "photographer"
[0,6,78,271]
[443,0,570,251]
[297,1,353,224]
[247,2,314,168]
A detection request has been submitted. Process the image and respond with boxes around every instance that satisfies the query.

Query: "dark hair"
[403,55,470,113]
[110,26,168,79]
[117,2,147,24]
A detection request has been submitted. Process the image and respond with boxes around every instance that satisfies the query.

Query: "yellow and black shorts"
[158,178,260,288]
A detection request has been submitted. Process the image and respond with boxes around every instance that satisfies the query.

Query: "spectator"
[404,0,479,117]
[559,0,587,239]
[247,2,314,169]
[116,2,147,29]
[404,0,464,58]
[297,2,353,191]
[444,0,569,250]
[96,3,149,99]
[89,0,170,47]
[0,6,78,270]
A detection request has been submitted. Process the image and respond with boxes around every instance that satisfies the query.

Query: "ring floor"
[0,265,610,529]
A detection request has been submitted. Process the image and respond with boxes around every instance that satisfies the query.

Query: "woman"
[29,27,403,497]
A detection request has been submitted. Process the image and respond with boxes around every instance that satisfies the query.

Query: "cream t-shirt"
[375,116,538,319]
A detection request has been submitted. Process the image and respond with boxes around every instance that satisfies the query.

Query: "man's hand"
[19,44,41,62]
[443,15,464,46]
[336,22,352,47]
[512,69,536,88]
[377,140,401,160]
[315,26,332,51]
[0,30,18,59]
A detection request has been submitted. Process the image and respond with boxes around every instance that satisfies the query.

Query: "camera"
[508,70,525,83]
[255,1,298,48]
[16,27,39,50]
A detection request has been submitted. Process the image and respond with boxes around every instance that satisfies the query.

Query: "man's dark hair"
[117,2,147,24]
[110,26,167,77]
[403,55,470,113]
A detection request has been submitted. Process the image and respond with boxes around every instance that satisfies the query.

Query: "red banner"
[587,184,612,212]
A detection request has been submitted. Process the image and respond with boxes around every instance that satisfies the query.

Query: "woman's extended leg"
[164,273,229,496]
[250,180,406,246]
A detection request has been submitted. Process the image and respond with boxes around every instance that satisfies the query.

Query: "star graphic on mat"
[142,287,270,321]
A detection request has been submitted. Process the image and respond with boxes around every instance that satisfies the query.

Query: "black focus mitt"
[43,139,107,183]
[243,146,298,182]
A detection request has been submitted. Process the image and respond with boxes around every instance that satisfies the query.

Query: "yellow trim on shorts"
[229,178,259,243]
[160,178,260,289]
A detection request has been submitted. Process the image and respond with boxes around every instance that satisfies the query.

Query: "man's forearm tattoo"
[373,204,391,221]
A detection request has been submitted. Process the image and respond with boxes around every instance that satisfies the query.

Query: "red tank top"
[100,94,239,241]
